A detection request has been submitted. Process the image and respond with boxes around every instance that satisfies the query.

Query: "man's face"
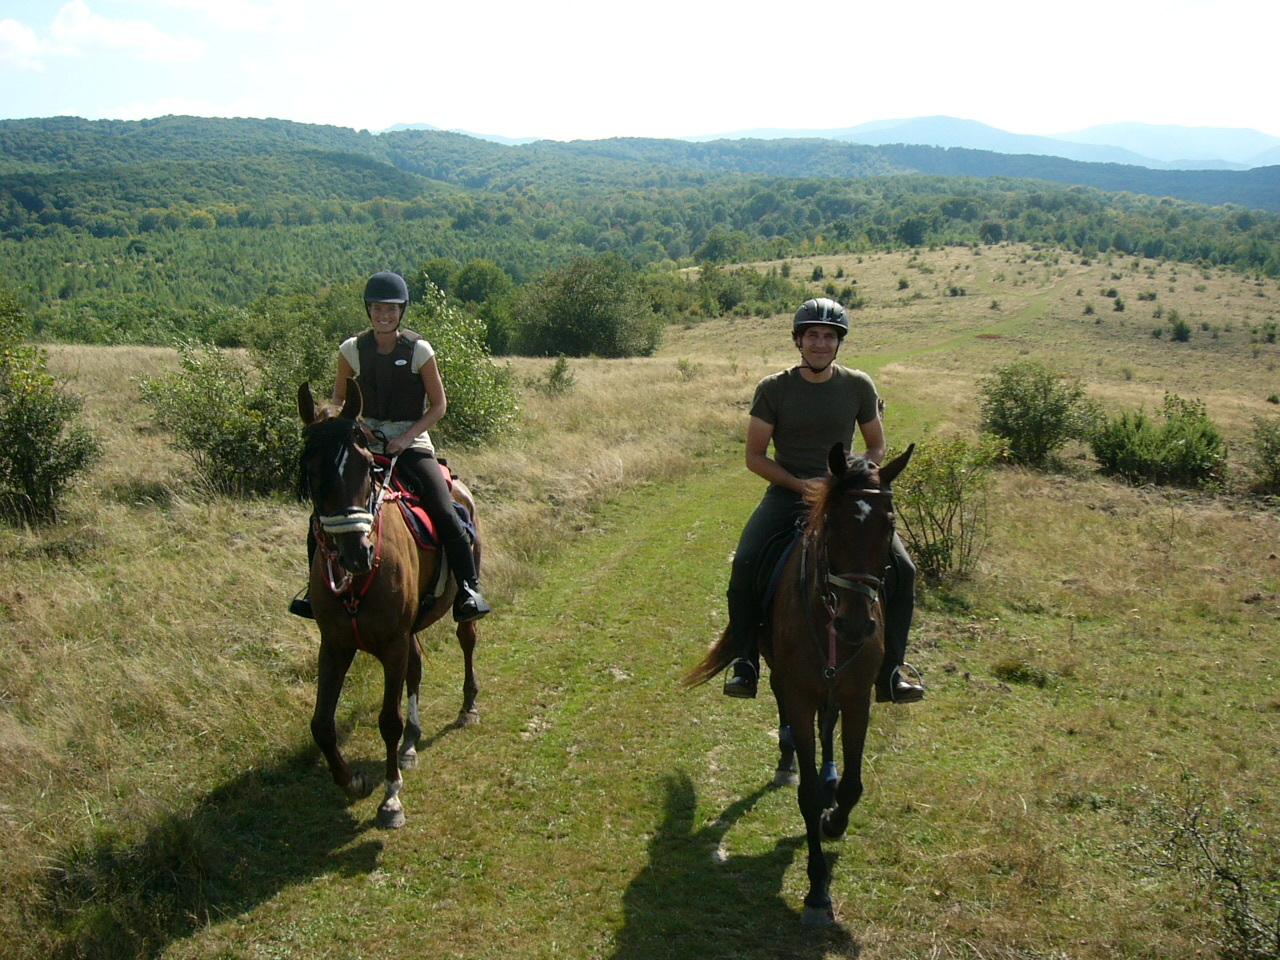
[796,324,841,366]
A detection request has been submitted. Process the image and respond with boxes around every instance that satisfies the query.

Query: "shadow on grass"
[42,743,383,960]
[609,773,860,960]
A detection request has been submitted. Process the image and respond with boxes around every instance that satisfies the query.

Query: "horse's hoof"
[802,903,836,927]
[377,800,406,830]
[455,709,480,728]
[399,747,418,770]
[342,771,376,802]
[774,768,799,787]
[821,813,848,840]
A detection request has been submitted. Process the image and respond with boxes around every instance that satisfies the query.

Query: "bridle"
[801,486,894,681]
[307,421,400,612]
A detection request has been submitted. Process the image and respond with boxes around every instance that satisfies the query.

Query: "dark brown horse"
[296,380,480,829]
[688,442,913,924]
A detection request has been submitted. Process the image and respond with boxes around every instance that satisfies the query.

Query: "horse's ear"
[298,382,316,424]
[339,379,362,421]
[828,442,847,478]
[878,443,915,487]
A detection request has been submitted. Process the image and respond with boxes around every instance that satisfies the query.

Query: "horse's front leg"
[398,635,423,770]
[786,698,835,926]
[821,696,870,841]
[312,641,374,801]
[376,647,409,829]
[820,702,840,810]
[454,618,480,727]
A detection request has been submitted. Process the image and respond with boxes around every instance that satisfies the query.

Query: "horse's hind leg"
[454,619,479,727]
[312,642,374,801]
[398,635,423,770]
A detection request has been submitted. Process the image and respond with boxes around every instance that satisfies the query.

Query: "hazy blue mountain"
[691,116,1280,171]
[1053,122,1280,168]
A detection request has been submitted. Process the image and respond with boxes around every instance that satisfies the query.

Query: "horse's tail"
[682,625,738,687]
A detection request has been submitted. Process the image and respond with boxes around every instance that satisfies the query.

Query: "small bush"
[979,360,1090,467]
[1089,394,1227,488]
[1246,415,1280,492]
[529,355,575,397]
[893,433,1002,581]
[0,286,101,522]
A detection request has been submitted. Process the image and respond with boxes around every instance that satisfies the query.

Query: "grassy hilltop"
[1,244,1278,959]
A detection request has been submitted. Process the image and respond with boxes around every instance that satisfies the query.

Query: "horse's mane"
[804,455,879,534]
[296,414,364,503]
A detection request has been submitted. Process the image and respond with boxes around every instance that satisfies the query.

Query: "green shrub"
[0,286,101,522]
[979,360,1089,467]
[893,433,1002,581]
[529,355,575,397]
[1246,415,1280,492]
[512,254,663,358]
[1089,394,1227,488]
[414,284,519,446]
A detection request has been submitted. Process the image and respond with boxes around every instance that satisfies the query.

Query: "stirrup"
[289,588,314,620]
[723,658,758,699]
[453,582,490,623]
[876,663,924,703]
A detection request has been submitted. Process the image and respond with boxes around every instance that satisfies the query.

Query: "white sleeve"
[339,337,361,376]
[411,338,436,373]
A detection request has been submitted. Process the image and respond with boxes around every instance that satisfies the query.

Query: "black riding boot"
[723,585,760,698]
[875,537,924,703]
[290,528,317,619]
[443,530,490,623]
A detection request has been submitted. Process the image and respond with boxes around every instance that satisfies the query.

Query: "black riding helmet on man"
[290,271,490,624]
[720,297,924,703]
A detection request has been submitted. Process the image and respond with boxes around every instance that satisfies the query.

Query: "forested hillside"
[1,115,1278,344]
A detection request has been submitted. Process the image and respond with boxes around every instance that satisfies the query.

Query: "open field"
[3,244,1279,959]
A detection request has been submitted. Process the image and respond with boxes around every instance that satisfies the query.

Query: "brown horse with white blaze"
[296,379,480,829]
[687,442,913,924]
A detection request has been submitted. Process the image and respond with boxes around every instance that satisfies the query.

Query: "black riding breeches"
[397,449,479,584]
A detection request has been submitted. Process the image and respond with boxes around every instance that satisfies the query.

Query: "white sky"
[1,0,1278,140]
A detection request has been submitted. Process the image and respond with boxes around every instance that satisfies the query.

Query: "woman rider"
[721,297,923,704]
[291,270,490,623]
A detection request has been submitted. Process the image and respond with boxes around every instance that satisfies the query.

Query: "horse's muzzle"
[338,533,376,576]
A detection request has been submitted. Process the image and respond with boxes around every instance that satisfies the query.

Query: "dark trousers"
[727,484,914,686]
[397,450,479,585]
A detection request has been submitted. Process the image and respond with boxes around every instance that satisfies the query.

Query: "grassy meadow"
[2,244,1279,959]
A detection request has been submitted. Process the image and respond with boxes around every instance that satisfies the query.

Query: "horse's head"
[810,442,914,646]
[297,380,378,575]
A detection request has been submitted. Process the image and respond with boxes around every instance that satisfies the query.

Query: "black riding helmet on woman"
[290,271,490,623]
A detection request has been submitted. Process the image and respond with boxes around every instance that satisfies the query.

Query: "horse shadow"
[608,772,860,960]
[42,739,384,959]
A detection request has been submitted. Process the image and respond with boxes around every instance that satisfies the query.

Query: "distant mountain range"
[392,116,1280,171]
[687,117,1280,171]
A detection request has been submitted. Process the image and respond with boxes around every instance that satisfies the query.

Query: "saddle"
[371,456,476,551]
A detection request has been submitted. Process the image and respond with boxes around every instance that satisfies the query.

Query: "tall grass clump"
[1089,393,1228,488]
[892,432,1001,580]
[979,359,1090,467]
[0,284,101,522]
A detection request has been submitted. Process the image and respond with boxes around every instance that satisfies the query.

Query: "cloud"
[49,1,205,61]
[0,18,47,70]
[141,0,347,34]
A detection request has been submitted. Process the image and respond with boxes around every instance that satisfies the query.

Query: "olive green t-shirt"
[749,365,880,479]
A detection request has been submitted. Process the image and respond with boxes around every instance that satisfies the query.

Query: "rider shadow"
[43,742,382,959]
[608,772,860,960]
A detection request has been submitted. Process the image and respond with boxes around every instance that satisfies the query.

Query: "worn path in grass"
[168,461,897,959]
